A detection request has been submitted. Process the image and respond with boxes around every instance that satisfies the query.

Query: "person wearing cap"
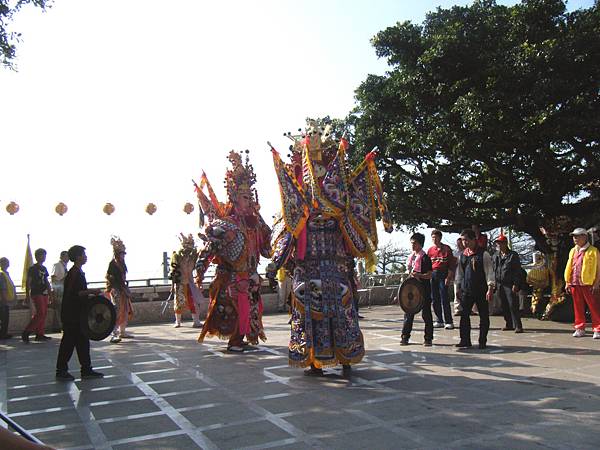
[492,234,524,333]
[564,228,600,339]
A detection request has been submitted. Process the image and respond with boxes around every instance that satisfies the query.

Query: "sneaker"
[593,331,600,340]
[423,340,433,347]
[573,329,586,338]
[433,322,444,328]
[444,323,454,330]
[110,336,121,344]
[173,322,181,328]
[34,335,52,341]
[192,322,203,329]
[81,370,104,379]
[56,370,75,381]
[21,331,29,343]
[120,332,134,339]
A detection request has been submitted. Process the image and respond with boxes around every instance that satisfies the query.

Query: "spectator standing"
[401,233,434,346]
[452,237,465,315]
[492,234,524,333]
[50,251,69,313]
[564,228,600,339]
[472,224,488,251]
[455,229,495,349]
[427,230,456,329]
[0,257,16,339]
[22,248,52,342]
[56,245,104,380]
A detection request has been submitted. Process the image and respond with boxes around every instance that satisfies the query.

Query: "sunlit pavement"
[1,305,599,450]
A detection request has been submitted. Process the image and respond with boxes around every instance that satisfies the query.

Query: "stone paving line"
[1,305,600,450]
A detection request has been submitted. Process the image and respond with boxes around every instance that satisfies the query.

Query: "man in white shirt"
[51,251,69,309]
[454,229,495,350]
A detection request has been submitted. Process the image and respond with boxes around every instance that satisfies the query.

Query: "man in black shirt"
[56,245,104,381]
[492,235,524,333]
[22,248,52,342]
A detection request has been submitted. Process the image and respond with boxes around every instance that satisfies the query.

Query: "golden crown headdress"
[225,150,257,202]
[283,118,339,166]
[178,233,195,250]
[110,236,126,255]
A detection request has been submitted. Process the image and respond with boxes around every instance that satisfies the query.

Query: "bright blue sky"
[0,0,595,283]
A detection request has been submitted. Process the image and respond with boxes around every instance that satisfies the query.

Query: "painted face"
[235,192,253,215]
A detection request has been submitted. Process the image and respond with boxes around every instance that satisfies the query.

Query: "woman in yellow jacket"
[564,228,600,339]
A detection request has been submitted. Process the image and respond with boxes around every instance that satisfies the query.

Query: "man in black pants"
[401,232,434,346]
[492,234,524,333]
[56,245,104,381]
[454,229,495,350]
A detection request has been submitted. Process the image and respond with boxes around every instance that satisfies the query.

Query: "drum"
[397,277,425,314]
[81,295,116,341]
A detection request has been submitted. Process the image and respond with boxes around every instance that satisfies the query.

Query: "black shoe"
[515,328,524,334]
[35,335,52,341]
[81,370,104,379]
[21,331,29,343]
[400,337,409,346]
[56,370,75,381]
[0,334,13,340]
[455,342,472,348]
[478,343,487,350]
[303,367,324,377]
[423,340,433,347]
[342,365,352,378]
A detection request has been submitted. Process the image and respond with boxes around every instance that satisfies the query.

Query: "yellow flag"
[21,235,33,290]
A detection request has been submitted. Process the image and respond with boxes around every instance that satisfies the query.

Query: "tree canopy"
[1,0,50,69]
[349,0,600,252]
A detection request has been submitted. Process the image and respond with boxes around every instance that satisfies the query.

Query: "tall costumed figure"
[106,236,134,343]
[267,119,392,376]
[194,151,272,352]
[169,234,204,328]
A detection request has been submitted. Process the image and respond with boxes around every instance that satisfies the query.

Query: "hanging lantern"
[145,202,157,215]
[55,202,68,216]
[6,201,19,215]
[183,202,194,214]
[103,202,115,215]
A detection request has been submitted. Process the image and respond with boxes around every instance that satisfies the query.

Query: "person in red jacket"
[427,230,456,329]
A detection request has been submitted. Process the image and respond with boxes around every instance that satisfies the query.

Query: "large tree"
[349,0,600,316]
[1,0,51,69]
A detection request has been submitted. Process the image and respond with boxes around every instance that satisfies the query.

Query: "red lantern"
[6,201,19,215]
[55,202,68,216]
[145,203,157,215]
[103,203,115,215]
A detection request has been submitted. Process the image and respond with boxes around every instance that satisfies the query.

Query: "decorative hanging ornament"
[6,201,19,215]
[103,202,115,215]
[183,202,194,214]
[145,203,157,215]
[55,202,68,216]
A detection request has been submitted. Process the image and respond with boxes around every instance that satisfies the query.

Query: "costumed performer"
[169,234,204,328]
[106,236,134,343]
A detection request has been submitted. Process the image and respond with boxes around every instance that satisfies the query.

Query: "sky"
[1,0,595,285]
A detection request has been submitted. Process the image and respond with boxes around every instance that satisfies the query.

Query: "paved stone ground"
[1,305,600,450]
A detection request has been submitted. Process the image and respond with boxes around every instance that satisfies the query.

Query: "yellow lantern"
[55,202,68,216]
[183,202,194,214]
[145,203,157,215]
[6,201,19,215]
[103,203,115,215]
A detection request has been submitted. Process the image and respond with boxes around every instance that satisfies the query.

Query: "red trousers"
[25,294,49,336]
[571,286,600,332]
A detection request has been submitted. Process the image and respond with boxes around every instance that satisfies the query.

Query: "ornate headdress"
[110,236,126,255]
[284,118,339,168]
[224,150,257,203]
[179,233,195,250]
